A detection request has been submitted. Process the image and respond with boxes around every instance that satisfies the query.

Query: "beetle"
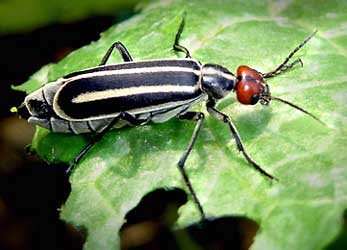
[17,15,324,219]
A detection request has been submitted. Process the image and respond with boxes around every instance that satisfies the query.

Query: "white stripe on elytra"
[65,66,201,82]
[72,85,199,103]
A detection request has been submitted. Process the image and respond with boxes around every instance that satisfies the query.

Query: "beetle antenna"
[263,30,317,78]
[271,96,326,126]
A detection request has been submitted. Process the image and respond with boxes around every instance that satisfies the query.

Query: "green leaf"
[15,0,347,249]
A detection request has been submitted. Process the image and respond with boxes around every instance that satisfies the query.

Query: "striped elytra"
[54,59,203,120]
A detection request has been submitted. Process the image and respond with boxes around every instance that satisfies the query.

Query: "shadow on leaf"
[120,188,259,250]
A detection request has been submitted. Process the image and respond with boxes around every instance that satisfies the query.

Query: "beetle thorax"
[201,64,236,100]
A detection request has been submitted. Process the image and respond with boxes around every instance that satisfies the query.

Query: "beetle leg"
[206,99,277,181]
[177,111,206,219]
[173,13,191,58]
[66,116,121,173]
[66,112,149,174]
[99,42,133,66]
[120,112,150,126]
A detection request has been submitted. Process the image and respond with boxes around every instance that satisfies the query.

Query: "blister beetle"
[17,15,324,219]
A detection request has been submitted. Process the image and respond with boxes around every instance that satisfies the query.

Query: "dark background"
[0,15,119,250]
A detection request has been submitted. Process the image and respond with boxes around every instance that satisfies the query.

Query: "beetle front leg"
[177,111,206,220]
[99,41,133,65]
[206,100,277,180]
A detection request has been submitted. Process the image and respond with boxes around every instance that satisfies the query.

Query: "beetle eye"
[250,94,260,105]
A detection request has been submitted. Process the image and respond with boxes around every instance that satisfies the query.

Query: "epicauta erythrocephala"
[16,14,324,219]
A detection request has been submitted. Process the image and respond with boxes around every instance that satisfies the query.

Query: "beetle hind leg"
[66,112,149,174]
[120,112,149,126]
[66,116,122,173]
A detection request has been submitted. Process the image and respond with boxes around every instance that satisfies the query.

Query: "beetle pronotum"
[17,14,324,219]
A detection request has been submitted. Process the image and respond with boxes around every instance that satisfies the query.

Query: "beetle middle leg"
[66,112,146,174]
[206,99,277,180]
[99,42,133,66]
[177,111,206,219]
[173,13,191,58]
